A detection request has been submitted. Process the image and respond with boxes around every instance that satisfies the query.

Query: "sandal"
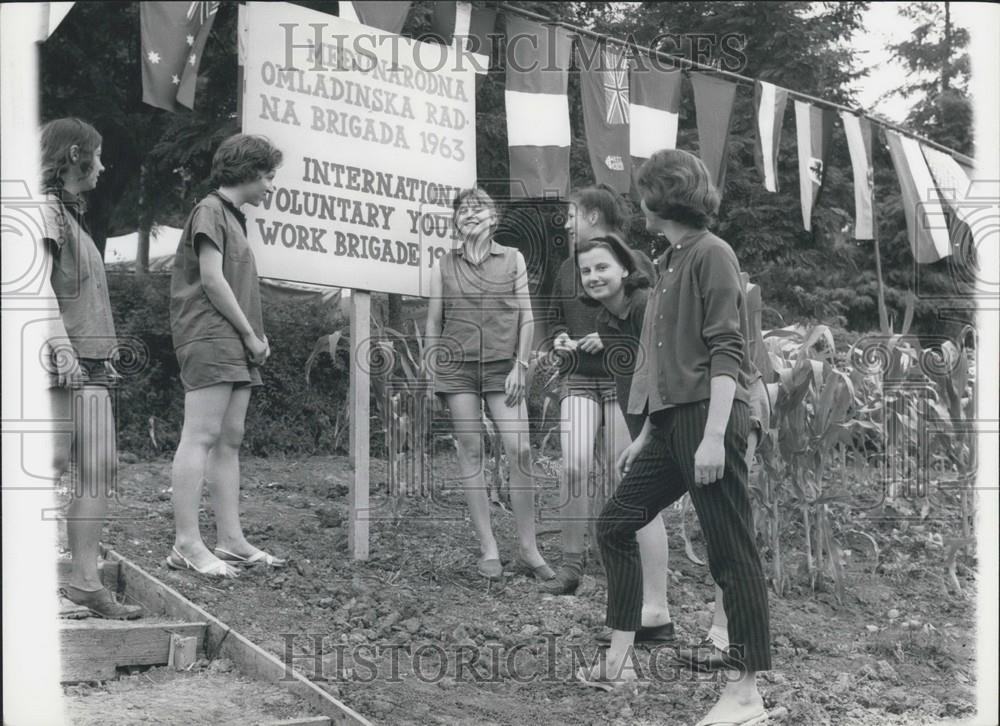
[575,662,638,692]
[214,546,286,568]
[512,555,556,581]
[165,547,239,578]
[477,558,503,580]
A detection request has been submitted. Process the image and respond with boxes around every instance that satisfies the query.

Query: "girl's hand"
[693,433,725,486]
[553,332,577,353]
[262,335,272,363]
[243,332,268,366]
[577,332,604,354]
[617,435,648,478]
[505,364,525,407]
[52,344,85,388]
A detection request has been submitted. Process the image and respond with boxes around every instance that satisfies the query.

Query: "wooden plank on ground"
[106,549,372,726]
[263,718,332,726]
[57,559,120,589]
[60,620,205,683]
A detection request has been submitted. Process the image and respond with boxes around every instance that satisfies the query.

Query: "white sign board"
[243,3,477,296]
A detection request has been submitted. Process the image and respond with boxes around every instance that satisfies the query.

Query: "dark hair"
[636,149,720,229]
[568,183,631,234]
[210,134,283,187]
[574,233,651,306]
[40,117,102,192]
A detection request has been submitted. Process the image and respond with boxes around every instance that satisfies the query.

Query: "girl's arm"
[197,239,267,363]
[423,261,443,371]
[514,251,534,365]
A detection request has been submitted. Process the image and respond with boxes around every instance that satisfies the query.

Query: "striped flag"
[504,16,573,198]
[691,72,738,196]
[578,38,631,192]
[429,1,495,86]
[922,145,980,252]
[753,80,788,192]
[140,1,219,112]
[794,101,833,231]
[629,66,682,162]
[840,111,875,240]
[884,130,951,263]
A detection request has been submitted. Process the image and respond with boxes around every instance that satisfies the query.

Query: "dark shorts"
[559,374,618,404]
[175,337,263,392]
[48,357,121,389]
[433,359,512,397]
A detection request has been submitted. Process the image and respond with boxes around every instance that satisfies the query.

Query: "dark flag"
[140,1,219,112]
[578,38,631,193]
[794,100,833,231]
[691,72,738,196]
[354,1,412,34]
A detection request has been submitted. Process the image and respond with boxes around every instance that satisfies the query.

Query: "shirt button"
[661,288,667,293]
[659,314,663,319]
[668,268,673,272]
[657,342,663,347]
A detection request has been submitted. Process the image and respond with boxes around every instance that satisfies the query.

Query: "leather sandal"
[214,546,286,568]
[166,546,239,579]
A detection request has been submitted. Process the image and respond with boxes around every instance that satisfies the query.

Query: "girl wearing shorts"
[43,117,142,619]
[166,134,284,578]
[425,187,553,582]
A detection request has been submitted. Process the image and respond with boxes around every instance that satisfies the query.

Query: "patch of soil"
[98,454,977,725]
[63,659,316,725]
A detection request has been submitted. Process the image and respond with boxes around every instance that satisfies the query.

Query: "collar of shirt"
[211,190,247,229]
[47,187,90,232]
[656,227,710,271]
[456,240,504,261]
[597,288,646,331]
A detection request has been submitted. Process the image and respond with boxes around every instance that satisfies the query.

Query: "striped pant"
[596,399,772,672]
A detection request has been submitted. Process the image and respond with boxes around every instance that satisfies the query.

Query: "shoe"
[694,710,768,726]
[166,546,239,578]
[596,621,676,646]
[59,585,143,620]
[477,558,503,580]
[214,546,286,568]
[538,565,580,594]
[672,639,728,671]
[575,662,638,692]
[512,555,555,581]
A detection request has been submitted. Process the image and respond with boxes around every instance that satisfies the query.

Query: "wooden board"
[348,289,371,561]
[264,718,333,726]
[106,549,372,726]
[60,620,206,682]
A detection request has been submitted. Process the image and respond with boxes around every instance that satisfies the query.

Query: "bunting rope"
[498,2,975,168]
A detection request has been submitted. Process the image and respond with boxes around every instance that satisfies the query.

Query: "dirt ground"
[91,453,978,726]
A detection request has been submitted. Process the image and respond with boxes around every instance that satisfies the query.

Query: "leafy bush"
[107,272,349,457]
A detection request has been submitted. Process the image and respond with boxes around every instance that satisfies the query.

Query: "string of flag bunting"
[94,0,980,264]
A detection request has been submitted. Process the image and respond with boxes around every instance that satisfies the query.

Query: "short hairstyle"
[636,149,720,229]
[574,233,651,306]
[210,134,283,187]
[569,183,632,234]
[451,186,497,223]
[40,117,102,192]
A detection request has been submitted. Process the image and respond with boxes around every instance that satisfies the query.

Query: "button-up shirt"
[596,287,650,440]
[627,227,752,416]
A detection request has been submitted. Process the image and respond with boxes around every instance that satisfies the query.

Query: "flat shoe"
[673,640,728,671]
[477,558,503,580]
[166,547,238,578]
[512,556,555,581]
[214,546,286,568]
[596,622,676,646]
[59,585,143,620]
[538,565,580,594]
[575,664,637,692]
[694,710,768,726]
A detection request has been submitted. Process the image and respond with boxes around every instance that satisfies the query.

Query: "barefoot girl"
[425,187,553,581]
[166,134,284,577]
[583,150,771,726]
[42,117,142,619]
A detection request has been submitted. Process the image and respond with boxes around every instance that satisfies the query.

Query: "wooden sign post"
[348,290,371,560]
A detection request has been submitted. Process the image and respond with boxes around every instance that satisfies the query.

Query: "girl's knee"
[219,420,246,449]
